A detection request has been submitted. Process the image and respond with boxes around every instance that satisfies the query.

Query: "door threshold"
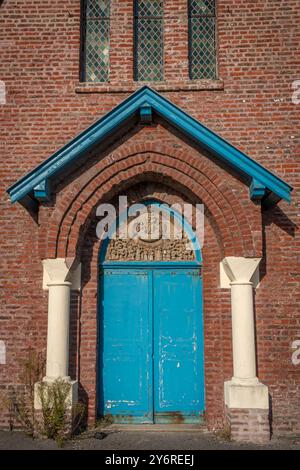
[106,424,208,432]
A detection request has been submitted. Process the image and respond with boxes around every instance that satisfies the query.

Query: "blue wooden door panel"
[98,265,205,424]
[153,269,204,422]
[99,269,153,422]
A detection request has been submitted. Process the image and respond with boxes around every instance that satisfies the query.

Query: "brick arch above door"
[7,86,291,263]
[40,144,261,261]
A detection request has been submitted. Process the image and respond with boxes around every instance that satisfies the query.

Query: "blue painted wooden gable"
[7,86,292,208]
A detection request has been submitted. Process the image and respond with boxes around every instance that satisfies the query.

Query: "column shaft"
[46,282,71,379]
[231,282,257,382]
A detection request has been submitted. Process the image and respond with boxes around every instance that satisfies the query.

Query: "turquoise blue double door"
[98,265,205,423]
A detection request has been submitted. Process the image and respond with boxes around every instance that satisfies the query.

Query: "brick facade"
[0,0,299,439]
[225,407,270,444]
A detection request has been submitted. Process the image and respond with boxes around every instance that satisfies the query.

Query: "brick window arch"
[81,0,110,82]
[188,0,217,79]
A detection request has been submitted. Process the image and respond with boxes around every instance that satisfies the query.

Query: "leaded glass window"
[82,0,110,82]
[134,0,164,82]
[188,0,217,80]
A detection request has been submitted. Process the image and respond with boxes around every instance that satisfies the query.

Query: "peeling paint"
[100,267,204,422]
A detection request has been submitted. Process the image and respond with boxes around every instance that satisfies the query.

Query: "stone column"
[221,257,270,443]
[34,258,81,433]
[46,282,72,379]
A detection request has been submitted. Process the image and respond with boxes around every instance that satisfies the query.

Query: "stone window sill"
[75,79,224,94]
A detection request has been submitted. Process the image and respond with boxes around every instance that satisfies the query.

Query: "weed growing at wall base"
[37,379,85,446]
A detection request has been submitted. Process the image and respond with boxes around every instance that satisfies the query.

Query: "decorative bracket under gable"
[33,180,51,202]
[249,179,267,202]
[140,102,153,124]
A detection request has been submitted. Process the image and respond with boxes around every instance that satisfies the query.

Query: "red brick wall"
[226,407,270,444]
[0,0,299,435]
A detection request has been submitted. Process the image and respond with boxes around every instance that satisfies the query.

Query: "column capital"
[42,258,81,290]
[221,256,261,286]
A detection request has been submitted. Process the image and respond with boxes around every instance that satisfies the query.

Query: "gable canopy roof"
[7,86,292,210]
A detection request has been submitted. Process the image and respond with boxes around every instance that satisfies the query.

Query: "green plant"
[37,379,86,446]
[1,348,86,445]
[1,349,45,435]
[72,401,87,436]
[215,422,232,442]
[0,389,14,431]
[38,379,71,446]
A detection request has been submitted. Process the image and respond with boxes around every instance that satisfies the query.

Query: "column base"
[225,406,270,444]
[224,379,270,443]
[224,379,269,409]
[34,378,78,439]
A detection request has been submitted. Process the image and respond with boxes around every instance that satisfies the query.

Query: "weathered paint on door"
[153,269,204,423]
[98,266,205,423]
[98,269,153,422]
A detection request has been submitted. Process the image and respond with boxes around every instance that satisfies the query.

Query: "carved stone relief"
[105,206,195,262]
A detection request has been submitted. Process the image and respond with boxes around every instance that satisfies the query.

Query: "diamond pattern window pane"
[189,1,216,80]
[189,0,215,17]
[136,0,163,18]
[134,0,164,82]
[86,0,110,19]
[83,0,110,82]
